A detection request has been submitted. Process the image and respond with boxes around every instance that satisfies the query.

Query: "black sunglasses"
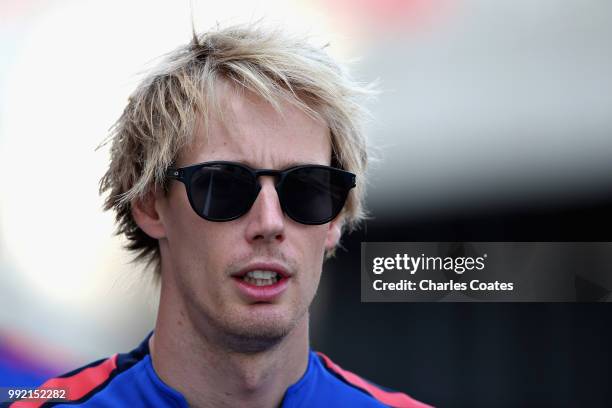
[166,161,356,225]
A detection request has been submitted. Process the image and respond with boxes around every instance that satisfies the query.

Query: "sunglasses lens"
[281,167,353,224]
[189,164,256,220]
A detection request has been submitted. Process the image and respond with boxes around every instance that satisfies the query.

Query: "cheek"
[162,219,236,312]
[293,226,330,270]
[300,230,327,303]
[165,218,234,272]
[160,192,220,276]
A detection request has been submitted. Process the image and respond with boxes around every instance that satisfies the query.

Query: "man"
[15,24,431,408]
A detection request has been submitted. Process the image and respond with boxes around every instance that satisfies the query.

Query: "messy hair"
[99,23,374,276]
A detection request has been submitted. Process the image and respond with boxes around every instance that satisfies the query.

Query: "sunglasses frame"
[166,161,356,225]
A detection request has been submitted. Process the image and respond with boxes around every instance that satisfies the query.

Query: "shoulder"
[8,335,185,408]
[9,353,123,407]
[312,351,433,408]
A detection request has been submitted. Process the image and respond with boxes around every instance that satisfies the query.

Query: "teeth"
[246,270,278,279]
[242,270,280,286]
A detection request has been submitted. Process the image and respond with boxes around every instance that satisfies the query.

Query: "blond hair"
[99,23,374,275]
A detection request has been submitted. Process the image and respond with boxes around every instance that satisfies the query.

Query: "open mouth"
[240,270,282,286]
[231,266,291,301]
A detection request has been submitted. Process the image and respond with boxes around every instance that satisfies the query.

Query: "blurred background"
[1,0,612,406]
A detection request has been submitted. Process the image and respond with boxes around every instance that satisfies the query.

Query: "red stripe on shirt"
[316,352,433,408]
[10,354,118,408]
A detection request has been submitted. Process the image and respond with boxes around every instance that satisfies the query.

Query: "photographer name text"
[371,253,514,292]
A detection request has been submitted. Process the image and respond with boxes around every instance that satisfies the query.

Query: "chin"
[217,306,305,353]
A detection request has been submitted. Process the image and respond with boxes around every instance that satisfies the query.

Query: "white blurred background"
[1,0,611,374]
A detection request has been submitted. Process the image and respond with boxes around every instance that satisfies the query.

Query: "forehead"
[179,80,332,169]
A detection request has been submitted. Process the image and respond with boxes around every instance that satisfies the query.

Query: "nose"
[244,177,285,244]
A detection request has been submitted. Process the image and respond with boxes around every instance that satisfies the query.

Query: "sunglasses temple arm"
[166,168,184,181]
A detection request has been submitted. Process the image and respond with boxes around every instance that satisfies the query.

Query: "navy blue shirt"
[11,334,430,408]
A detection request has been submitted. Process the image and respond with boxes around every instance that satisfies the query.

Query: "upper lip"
[231,262,292,279]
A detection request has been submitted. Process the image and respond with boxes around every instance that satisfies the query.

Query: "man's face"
[153,83,341,350]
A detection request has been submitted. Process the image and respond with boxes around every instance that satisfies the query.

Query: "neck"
[149,277,310,408]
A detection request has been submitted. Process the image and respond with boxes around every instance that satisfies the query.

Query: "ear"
[324,217,343,250]
[131,192,167,239]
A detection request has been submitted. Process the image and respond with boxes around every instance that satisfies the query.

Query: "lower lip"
[233,276,290,302]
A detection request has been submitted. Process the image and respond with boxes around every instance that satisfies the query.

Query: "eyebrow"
[233,160,313,170]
